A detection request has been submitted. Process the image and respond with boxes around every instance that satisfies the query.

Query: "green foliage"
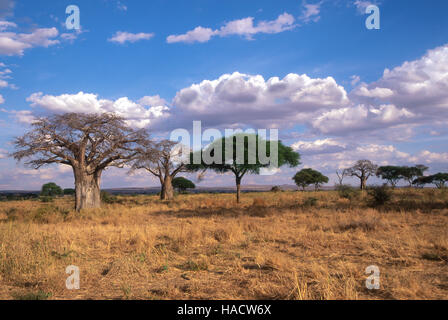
[292,168,328,191]
[63,188,76,196]
[400,165,428,186]
[376,166,403,187]
[172,177,195,193]
[336,184,359,200]
[368,185,392,206]
[40,182,63,197]
[101,191,117,204]
[39,196,54,203]
[414,173,448,189]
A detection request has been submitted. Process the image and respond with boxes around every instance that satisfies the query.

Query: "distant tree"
[63,188,76,196]
[345,160,378,190]
[293,168,328,191]
[335,169,349,186]
[400,165,428,187]
[172,177,195,193]
[187,134,300,203]
[376,166,403,188]
[12,113,148,211]
[430,173,448,189]
[131,140,188,200]
[41,182,63,197]
[417,173,448,189]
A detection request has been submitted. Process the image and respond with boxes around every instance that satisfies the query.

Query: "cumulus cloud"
[167,13,295,44]
[26,91,169,128]
[352,44,448,114]
[171,71,349,128]
[0,148,7,159]
[353,1,380,14]
[0,21,59,55]
[108,31,154,44]
[311,104,415,135]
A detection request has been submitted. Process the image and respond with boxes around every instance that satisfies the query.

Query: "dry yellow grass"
[0,189,447,300]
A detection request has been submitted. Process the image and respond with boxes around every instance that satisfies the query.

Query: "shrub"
[303,197,318,207]
[39,196,54,203]
[368,185,392,206]
[41,182,63,197]
[336,184,359,200]
[101,191,117,204]
[270,186,282,192]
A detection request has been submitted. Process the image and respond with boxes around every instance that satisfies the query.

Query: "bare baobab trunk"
[74,168,102,211]
[361,177,367,190]
[161,175,174,200]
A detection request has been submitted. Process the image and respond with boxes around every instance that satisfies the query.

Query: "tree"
[63,188,76,196]
[415,173,448,189]
[41,182,63,197]
[172,177,196,193]
[12,113,148,211]
[400,165,428,187]
[131,140,188,200]
[293,168,329,191]
[335,169,348,186]
[430,173,448,189]
[376,166,403,188]
[187,134,300,203]
[345,160,378,190]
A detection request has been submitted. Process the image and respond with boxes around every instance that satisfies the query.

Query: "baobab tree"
[345,160,378,190]
[12,113,148,211]
[130,140,189,200]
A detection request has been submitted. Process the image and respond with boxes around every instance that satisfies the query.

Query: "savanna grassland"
[0,189,447,300]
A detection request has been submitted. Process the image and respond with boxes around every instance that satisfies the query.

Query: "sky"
[0,0,447,190]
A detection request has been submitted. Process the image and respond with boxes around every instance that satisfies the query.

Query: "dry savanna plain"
[0,189,447,300]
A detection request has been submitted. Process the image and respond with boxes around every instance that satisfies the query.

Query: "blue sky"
[0,0,447,189]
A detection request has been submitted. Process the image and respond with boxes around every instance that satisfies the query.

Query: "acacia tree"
[12,113,148,211]
[131,140,188,200]
[187,134,300,203]
[376,166,403,188]
[345,160,378,190]
[400,165,428,187]
[293,168,328,191]
[172,177,196,193]
[415,173,448,189]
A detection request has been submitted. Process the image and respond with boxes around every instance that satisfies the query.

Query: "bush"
[101,191,117,204]
[303,197,318,207]
[270,186,282,192]
[41,182,63,197]
[39,196,54,203]
[63,188,76,196]
[368,185,392,206]
[336,184,359,201]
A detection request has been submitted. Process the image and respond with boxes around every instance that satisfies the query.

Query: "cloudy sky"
[0,0,447,190]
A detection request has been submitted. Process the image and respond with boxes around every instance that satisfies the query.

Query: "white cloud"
[171,71,349,128]
[0,21,59,55]
[311,104,414,135]
[353,1,379,14]
[26,91,169,128]
[292,138,348,155]
[0,148,7,159]
[0,94,4,104]
[299,2,321,23]
[167,13,295,44]
[108,31,154,44]
[352,44,448,115]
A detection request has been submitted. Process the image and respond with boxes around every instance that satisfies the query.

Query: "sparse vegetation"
[0,189,446,300]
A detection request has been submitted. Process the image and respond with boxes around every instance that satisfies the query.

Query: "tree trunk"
[361,177,367,190]
[236,176,242,203]
[74,168,101,211]
[161,175,174,200]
